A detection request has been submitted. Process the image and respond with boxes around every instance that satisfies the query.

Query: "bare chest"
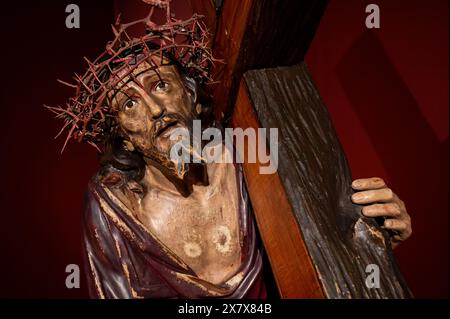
[136,163,242,284]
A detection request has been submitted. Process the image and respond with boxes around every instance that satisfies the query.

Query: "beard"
[140,111,202,180]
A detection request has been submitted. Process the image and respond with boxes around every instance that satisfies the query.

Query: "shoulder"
[85,166,145,221]
[91,165,128,189]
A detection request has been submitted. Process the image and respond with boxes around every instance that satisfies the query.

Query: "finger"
[362,203,401,218]
[351,188,394,204]
[391,236,403,249]
[395,195,406,210]
[352,177,386,191]
[384,219,411,240]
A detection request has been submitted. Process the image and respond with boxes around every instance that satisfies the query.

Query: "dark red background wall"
[0,0,447,298]
[306,0,448,298]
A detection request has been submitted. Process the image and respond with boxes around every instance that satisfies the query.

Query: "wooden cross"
[188,0,412,298]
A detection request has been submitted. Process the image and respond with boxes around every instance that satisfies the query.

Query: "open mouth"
[156,120,179,138]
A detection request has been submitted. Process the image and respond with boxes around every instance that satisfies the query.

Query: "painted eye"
[123,98,137,110]
[153,81,169,92]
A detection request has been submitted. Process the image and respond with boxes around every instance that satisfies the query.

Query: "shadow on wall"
[336,30,449,298]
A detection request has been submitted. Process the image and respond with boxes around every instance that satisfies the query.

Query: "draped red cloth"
[82,164,266,299]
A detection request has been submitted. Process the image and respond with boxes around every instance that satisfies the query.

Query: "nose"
[141,93,164,119]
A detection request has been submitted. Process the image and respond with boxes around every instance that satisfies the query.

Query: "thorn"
[111,24,120,37]
[115,13,121,27]
[57,79,77,88]
[83,56,94,66]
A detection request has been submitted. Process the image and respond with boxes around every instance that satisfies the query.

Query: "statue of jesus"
[48,2,412,299]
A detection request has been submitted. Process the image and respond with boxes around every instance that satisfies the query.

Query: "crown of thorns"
[46,0,217,153]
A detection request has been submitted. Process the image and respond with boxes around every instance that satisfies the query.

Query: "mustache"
[141,113,191,180]
[150,113,190,140]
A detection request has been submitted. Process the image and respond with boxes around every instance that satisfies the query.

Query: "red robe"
[82,164,266,298]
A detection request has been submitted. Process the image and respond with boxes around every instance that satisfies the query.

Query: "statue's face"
[111,61,196,173]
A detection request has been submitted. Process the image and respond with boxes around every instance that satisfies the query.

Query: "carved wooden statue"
[47,0,412,298]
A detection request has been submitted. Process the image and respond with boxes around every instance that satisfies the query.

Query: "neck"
[143,159,209,197]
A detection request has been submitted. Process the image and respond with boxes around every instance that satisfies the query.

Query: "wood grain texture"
[187,0,217,37]
[212,0,328,123]
[211,0,254,120]
[231,79,325,299]
[233,64,413,298]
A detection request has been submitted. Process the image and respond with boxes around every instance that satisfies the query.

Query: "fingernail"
[352,193,364,201]
[352,181,361,188]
